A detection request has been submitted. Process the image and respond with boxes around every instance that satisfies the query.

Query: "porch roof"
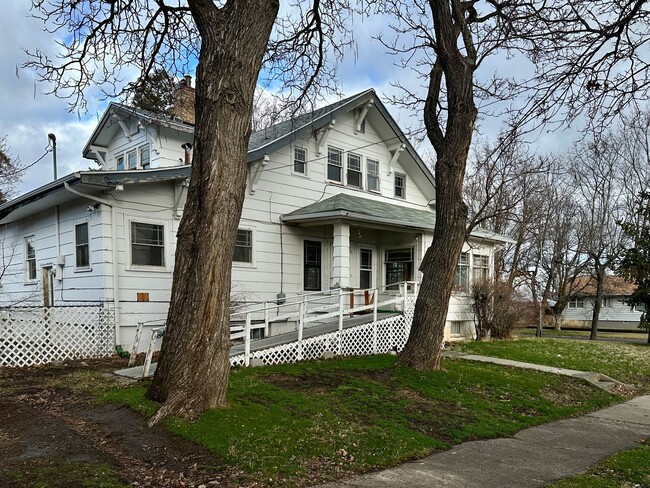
[281,194,436,230]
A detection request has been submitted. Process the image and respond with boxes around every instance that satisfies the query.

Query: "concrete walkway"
[319,395,650,488]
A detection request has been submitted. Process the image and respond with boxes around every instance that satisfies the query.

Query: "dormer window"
[140,145,150,169]
[394,173,406,199]
[116,144,151,171]
[127,150,138,170]
[367,159,380,192]
[294,147,307,175]
[116,155,125,171]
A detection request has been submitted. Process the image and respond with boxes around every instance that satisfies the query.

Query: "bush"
[471,280,526,340]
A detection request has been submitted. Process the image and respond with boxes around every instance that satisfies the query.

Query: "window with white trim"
[394,173,406,199]
[131,222,165,267]
[233,229,253,263]
[75,222,90,268]
[116,155,125,171]
[127,149,138,170]
[304,241,322,291]
[293,147,306,174]
[140,145,151,169]
[347,153,362,188]
[473,254,489,282]
[367,159,380,192]
[450,321,463,336]
[24,237,36,281]
[327,147,343,182]
[454,252,469,292]
[568,298,585,309]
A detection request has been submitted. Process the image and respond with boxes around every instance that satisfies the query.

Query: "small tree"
[471,279,494,340]
[0,137,21,205]
[129,70,175,115]
[617,191,650,343]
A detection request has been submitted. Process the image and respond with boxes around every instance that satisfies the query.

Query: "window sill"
[126,266,170,273]
[74,267,93,273]
[233,262,255,268]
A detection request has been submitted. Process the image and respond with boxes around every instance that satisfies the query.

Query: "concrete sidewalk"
[318,396,650,488]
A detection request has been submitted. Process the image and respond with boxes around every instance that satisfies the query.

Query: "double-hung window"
[394,173,406,199]
[473,254,489,283]
[454,252,469,292]
[116,155,125,171]
[327,147,343,183]
[367,159,380,192]
[75,222,90,268]
[25,237,36,281]
[568,298,585,309]
[233,229,253,263]
[347,153,362,188]
[127,150,138,170]
[294,147,307,174]
[140,145,150,169]
[131,222,165,267]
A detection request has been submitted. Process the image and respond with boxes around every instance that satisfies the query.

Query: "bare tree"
[366,0,649,369]
[0,137,21,205]
[571,137,628,340]
[26,0,352,423]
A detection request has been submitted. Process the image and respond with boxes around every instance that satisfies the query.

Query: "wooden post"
[128,322,143,367]
[264,301,269,338]
[402,282,408,313]
[349,289,354,318]
[244,313,251,367]
[338,288,344,355]
[372,288,378,354]
[298,301,305,361]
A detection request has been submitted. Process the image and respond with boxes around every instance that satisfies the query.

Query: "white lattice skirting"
[230,298,415,367]
[0,306,115,367]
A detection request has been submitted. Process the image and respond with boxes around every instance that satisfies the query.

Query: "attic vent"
[359,118,366,133]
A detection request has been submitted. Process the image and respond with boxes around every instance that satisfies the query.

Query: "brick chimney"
[172,75,195,125]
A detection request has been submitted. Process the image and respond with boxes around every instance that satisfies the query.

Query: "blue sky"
[0,0,583,198]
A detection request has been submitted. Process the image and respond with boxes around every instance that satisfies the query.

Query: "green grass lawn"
[460,338,650,390]
[101,355,617,486]
[515,327,649,341]
[548,441,650,487]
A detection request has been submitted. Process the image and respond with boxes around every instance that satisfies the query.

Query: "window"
[367,159,380,192]
[347,153,362,188]
[360,249,373,289]
[385,248,413,290]
[304,241,322,291]
[454,252,469,292]
[394,173,406,199]
[116,155,125,171]
[450,321,463,336]
[127,150,138,170]
[131,222,165,267]
[140,145,150,169]
[25,237,36,281]
[75,222,90,268]
[473,254,489,282]
[293,147,306,174]
[327,147,343,182]
[233,229,252,263]
[568,298,585,309]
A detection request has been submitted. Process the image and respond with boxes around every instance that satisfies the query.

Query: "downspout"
[64,181,121,344]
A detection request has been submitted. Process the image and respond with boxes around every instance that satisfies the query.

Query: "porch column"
[332,222,350,289]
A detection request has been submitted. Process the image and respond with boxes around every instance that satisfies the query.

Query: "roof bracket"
[315,120,336,156]
[388,143,405,174]
[89,145,107,167]
[138,119,161,154]
[355,99,374,134]
[110,114,132,141]
[249,155,269,195]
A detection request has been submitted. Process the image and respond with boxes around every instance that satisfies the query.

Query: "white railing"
[135,281,418,377]
[0,305,115,367]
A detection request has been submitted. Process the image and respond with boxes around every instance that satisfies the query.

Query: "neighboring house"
[0,80,510,349]
[560,275,642,328]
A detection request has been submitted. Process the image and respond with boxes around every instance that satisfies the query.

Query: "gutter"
[63,181,121,344]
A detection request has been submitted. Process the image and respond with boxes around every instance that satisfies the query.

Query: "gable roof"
[572,275,637,298]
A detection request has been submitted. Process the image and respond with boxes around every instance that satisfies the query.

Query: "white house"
[559,275,642,328]
[0,81,511,351]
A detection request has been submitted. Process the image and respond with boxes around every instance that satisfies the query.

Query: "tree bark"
[397,1,476,370]
[147,0,279,423]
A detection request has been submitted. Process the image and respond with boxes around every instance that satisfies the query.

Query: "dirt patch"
[0,358,248,488]
[261,371,347,393]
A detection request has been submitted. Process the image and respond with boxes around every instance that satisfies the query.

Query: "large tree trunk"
[397,2,476,370]
[147,0,279,423]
